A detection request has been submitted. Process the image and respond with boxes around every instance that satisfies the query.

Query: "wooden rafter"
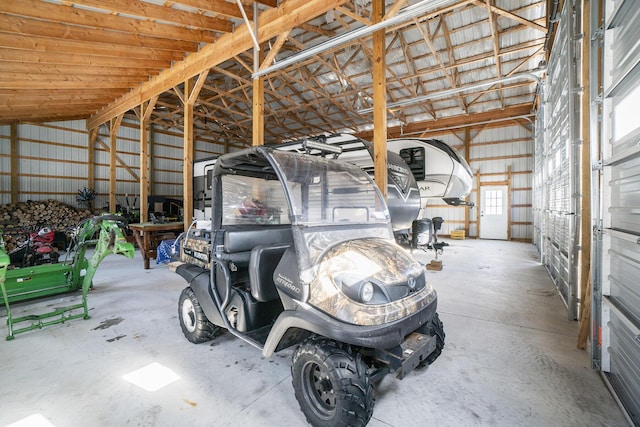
[414,17,467,114]
[356,104,533,140]
[0,14,199,52]
[486,0,505,108]
[0,0,219,43]
[67,0,233,31]
[88,0,349,128]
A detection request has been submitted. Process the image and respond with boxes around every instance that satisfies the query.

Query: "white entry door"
[480,186,508,240]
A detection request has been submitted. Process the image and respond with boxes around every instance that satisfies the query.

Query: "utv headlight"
[360,282,374,303]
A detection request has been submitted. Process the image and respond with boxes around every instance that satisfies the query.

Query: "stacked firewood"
[0,200,93,251]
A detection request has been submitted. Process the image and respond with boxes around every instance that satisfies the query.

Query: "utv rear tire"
[292,338,374,427]
[419,312,445,367]
[178,287,219,344]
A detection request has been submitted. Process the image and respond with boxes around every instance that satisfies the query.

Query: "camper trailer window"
[206,169,212,190]
[399,147,425,181]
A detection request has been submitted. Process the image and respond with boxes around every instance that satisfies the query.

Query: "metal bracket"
[592,160,603,171]
[592,26,604,42]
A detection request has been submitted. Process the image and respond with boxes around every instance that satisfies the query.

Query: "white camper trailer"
[191,134,472,251]
[387,137,473,206]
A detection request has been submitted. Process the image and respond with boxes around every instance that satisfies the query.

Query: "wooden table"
[129,222,184,269]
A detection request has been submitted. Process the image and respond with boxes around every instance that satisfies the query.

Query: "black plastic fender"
[176,263,225,327]
[262,298,437,357]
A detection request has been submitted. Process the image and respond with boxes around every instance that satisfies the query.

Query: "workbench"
[129,222,184,269]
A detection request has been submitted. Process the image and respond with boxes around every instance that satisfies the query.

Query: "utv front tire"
[292,338,374,427]
[178,287,219,343]
[419,312,445,367]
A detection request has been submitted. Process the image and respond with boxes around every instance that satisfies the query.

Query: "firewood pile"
[0,200,93,252]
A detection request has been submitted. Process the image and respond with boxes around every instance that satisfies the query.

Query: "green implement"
[0,214,134,340]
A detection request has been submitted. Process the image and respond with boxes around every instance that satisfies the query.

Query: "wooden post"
[184,79,194,231]
[507,165,512,241]
[372,0,387,199]
[88,127,97,197]
[476,169,481,238]
[109,115,124,214]
[182,71,208,231]
[10,123,18,204]
[149,123,155,197]
[253,76,265,146]
[140,97,157,223]
[464,128,471,235]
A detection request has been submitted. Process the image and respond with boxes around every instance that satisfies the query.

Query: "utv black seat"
[249,244,290,302]
[221,225,293,267]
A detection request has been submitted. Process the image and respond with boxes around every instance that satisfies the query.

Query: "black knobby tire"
[291,338,374,427]
[419,312,445,367]
[178,287,219,344]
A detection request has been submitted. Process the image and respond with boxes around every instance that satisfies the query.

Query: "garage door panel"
[607,230,640,327]
[605,302,640,425]
[596,0,640,421]
[609,155,640,234]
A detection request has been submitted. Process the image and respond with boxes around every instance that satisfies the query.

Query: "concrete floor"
[0,239,629,427]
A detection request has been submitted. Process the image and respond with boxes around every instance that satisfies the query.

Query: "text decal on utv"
[176,144,445,426]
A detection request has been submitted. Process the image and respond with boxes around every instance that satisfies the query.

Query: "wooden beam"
[10,123,19,203]
[109,115,124,214]
[0,0,218,43]
[485,0,505,109]
[87,0,349,129]
[67,0,232,32]
[0,49,171,69]
[479,1,547,33]
[0,112,91,124]
[187,71,210,106]
[384,0,408,20]
[0,33,181,62]
[259,30,292,71]
[373,0,387,199]
[0,62,162,78]
[0,14,199,52]
[336,5,372,26]
[166,0,250,19]
[357,104,533,140]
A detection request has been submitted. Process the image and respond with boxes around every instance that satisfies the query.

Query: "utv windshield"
[269,150,393,282]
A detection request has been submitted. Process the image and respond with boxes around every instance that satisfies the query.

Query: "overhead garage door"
[595,0,640,423]
[534,1,580,320]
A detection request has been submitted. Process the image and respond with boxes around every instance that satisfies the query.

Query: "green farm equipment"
[0,214,134,340]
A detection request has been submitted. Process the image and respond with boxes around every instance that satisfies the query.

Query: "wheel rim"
[301,360,336,419]
[181,298,197,333]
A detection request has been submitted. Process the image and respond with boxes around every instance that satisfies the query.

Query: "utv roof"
[215,146,276,177]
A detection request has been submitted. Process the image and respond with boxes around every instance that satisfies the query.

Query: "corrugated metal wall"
[421,123,534,241]
[595,0,640,422]
[0,120,221,215]
[2,120,532,240]
[471,125,533,241]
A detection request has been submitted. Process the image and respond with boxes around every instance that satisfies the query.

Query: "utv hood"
[308,238,436,326]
